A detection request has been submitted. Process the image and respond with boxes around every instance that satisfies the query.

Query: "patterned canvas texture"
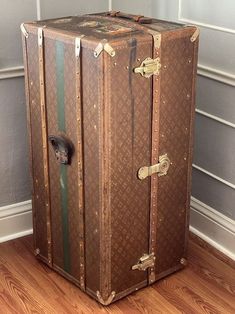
[154,33,195,276]
[25,14,198,304]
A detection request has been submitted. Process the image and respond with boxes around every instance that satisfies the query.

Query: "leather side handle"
[48,134,74,165]
[107,11,152,24]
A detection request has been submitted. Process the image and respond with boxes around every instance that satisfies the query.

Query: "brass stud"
[180,258,187,266]
[34,248,40,255]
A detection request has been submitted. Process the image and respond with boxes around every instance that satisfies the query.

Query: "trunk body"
[21,12,199,305]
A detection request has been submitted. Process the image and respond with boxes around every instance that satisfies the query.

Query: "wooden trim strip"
[148,30,161,284]
[184,34,199,257]
[38,28,52,265]
[22,32,37,251]
[75,36,85,291]
[99,49,112,301]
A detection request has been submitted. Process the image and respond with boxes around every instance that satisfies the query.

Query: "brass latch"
[138,154,170,180]
[134,57,161,78]
[132,253,155,271]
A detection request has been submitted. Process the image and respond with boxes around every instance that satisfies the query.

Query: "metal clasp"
[132,253,155,271]
[138,154,170,180]
[134,57,161,78]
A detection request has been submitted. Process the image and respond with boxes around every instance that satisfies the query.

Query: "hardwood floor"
[0,236,234,313]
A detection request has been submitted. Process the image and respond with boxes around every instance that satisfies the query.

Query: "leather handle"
[48,134,73,165]
[108,11,152,24]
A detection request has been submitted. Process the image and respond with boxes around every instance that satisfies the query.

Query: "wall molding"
[1,197,234,261]
[36,0,41,20]
[190,197,235,261]
[195,108,235,129]
[0,200,33,243]
[109,0,112,11]
[0,65,24,80]
[178,0,235,34]
[197,64,235,87]
[192,164,235,190]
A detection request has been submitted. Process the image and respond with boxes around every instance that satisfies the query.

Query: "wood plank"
[0,235,234,313]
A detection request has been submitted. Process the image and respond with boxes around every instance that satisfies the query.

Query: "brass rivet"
[114,62,117,66]
[35,248,40,255]
[187,94,190,99]
[126,65,129,69]
[164,65,167,69]
[30,81,33,86]
[180,258,187,266]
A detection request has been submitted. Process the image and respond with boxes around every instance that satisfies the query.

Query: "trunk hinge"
[132,253,156,271]
[138,154,170,180]
[94,39,115,58]
[134,57,161,78]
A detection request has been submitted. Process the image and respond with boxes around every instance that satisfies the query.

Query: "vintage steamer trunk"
[21,12,199,305]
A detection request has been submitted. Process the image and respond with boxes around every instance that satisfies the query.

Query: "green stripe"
[56,40,70,273]
[56,41,66,132]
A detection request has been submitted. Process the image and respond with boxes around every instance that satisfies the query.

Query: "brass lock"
[138,154,170,180]
[132,253,155,271]
[134,57,161,78]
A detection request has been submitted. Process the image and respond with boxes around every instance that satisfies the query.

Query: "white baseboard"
[0,200,33,243]
[190,197,235,261]
[0,198,234,262]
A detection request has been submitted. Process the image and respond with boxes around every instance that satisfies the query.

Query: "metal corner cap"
[186,25,200,42]
[96,290,116,305]
[20,23,29,38]
[94,40,115,58]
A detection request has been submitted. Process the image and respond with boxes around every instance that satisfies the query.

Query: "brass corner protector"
[190,26,200,42]
[96,291,116,305]
[148,30,161,49]
[75,35,84,58]
[20,23,28,38]
[94,40,115,58]
[38,27,43,46]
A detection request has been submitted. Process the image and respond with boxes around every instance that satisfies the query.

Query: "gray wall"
[113,0,235,220]
[0,0,108,207]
